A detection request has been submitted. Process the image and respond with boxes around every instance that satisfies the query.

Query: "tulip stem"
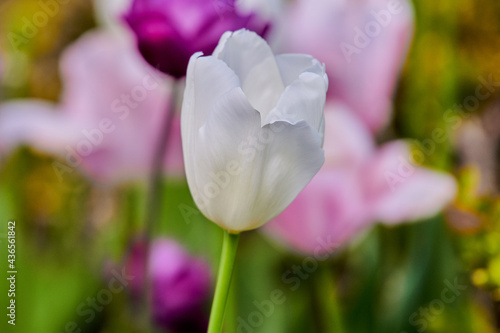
[208,231,240,333]
[316,265,345,333]
[145,78,180,237]
[141,78,180,331]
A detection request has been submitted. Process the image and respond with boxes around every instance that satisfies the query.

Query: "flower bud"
[181,29,328,232]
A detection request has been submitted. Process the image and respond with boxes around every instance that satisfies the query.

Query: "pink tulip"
[0,101,80,156]
[0,30,184,184]
[265,104,457,255]
[279,0,414,132]
[363,141,459,224]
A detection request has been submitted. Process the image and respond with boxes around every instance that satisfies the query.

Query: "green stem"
[208,231,241,333]
[144,79,180,237]
[141,79,180,332]
[317,265,346,333]
[224,279,238,333]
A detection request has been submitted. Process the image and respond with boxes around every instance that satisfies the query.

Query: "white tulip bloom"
[181,29,328,233]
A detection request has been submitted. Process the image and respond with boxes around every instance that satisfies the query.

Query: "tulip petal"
[275,54,327,86]
[282,0,414,132]
[192,87,324,231]
[265,169,368,255]
[182,53,242,203]
[214,30,284,121]
[264,70,327,136]
[182,53,241,133]
[58,30,179,183]
[0,100,78,155]
[188,86,260,227]
[1,30,184,184]
[60,30,160,121]
[322,104,374,169]
[365,141,457,224]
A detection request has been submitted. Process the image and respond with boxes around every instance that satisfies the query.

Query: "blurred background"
[0,0,500,332]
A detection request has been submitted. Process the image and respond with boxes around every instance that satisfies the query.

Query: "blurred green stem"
[145,79,180,239]
[208,231,240,333]
[141,78,181,331]
[316,265,346,333]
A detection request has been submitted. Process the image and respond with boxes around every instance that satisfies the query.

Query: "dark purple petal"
[124,0,270,77]
[125,238,212,332]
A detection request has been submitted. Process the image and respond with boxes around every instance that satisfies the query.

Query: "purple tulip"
[123,0,270,78]
[126,238,212,332]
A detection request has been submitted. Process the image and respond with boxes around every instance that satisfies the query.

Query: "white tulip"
[181,29,328,233]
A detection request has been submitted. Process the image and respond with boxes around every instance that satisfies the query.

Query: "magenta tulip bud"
[123,0,270,78]
[126,238,212,332]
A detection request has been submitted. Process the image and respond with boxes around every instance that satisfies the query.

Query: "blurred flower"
[0,30,184,184]
[454,101,500,195]
[445,205,483,234]
[237,0,285,21]
[123,0,270,78]
[181,29,327,232]
[126,238,212,332]
[265,103,457,255]
[279,0,414,132]
[93,0,132,29]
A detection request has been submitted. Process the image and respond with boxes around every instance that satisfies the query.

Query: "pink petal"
[281,0,414,132]
[1,30,184,184]
[58,30,179,183]
[323,103,374,169]
[364,141,457,224]
[0,100,79,155]
[263,103,377,255]
[265,168,369,255]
